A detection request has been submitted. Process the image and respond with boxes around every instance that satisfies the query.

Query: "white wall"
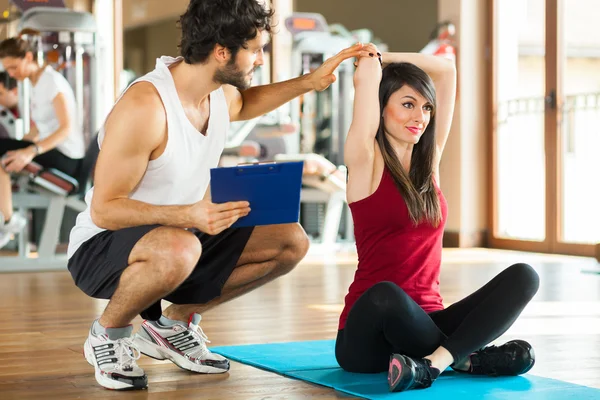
[438,0,489,245]
[294,0,438,53]
[93,0,117,129]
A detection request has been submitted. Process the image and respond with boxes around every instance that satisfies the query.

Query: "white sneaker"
[83,322,148,390]
[134,313,230,373]
[0,232,11,249]
[0,213,26,233]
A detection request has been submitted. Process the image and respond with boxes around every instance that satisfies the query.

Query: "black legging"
[0,138,81,176]
[336,263,540,373]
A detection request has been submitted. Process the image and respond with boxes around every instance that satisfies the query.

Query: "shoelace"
[412,358,434,387]
[475,346,513,373]
[115,337,141,371]
[185,320,212,360]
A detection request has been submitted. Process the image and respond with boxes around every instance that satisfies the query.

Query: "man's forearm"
[91,198,193,231]
[237,74,313,120]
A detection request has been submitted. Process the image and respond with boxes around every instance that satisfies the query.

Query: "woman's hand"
[353,43,382,86]
[354,43,382,67]
[1,147,36,173]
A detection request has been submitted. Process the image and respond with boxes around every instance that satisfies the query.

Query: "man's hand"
[188,200,251,235]
[1,147,36,173]
[308,43,368,91]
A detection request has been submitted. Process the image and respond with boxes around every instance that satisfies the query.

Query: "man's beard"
[214,59,254,90]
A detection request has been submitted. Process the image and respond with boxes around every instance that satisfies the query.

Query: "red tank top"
[339,166,448,330]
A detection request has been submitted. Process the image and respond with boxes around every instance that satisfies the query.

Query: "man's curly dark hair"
[178,0,274,64]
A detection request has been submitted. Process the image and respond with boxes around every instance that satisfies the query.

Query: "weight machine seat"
[19,133,100,198]
[22,162,79,196]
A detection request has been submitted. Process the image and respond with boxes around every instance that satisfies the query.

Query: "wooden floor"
[0,248,599,399]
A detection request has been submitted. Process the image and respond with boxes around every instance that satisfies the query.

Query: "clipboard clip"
[237,160,279,166]
[234,161,282,176]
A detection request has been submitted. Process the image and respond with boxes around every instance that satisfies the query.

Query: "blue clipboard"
[210,161,304,228]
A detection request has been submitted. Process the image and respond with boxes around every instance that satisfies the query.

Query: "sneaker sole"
[84,339,148,390]
[134,335,229,374]
[388,354,415,392]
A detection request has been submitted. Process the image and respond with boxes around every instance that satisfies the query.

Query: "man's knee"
[276,223,310,275]
[285,223,310,260]
[132,227,202,289]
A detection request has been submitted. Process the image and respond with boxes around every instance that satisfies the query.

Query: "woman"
[336,44,540,393]
[0,35,84,249]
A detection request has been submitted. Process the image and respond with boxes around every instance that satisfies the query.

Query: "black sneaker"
[466,340,535,376]
[388,354,441,392]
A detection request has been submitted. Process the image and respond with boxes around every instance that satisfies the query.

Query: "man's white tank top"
[68,56,229,258]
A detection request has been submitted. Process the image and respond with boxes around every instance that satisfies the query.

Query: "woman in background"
[0,34,84,248]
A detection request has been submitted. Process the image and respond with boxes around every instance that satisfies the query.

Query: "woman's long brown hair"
[376,62,442,227]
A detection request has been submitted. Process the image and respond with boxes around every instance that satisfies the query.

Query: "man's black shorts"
[68,224,254,319]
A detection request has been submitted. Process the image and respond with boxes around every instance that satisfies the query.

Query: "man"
[0,71,20,248]
[67,0,367,390]
[0,71,21,143]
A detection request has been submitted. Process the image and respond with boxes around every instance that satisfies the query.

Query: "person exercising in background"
[0,35,84,249]
[0,71,20,141]
[67,0,369,391]
[0,72,20,122]
[336,44,539,392]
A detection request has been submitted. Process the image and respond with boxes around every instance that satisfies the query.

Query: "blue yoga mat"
[212,340,600,399]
